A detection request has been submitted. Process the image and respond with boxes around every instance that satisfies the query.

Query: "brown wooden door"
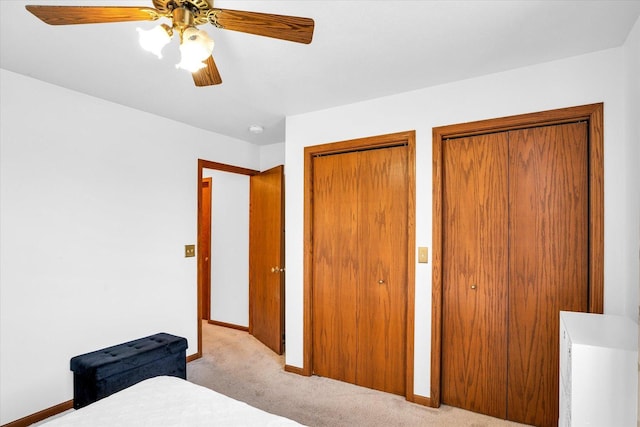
[442,132,510,418]
[506,123,588,426]
[199,177,212,320]
[312,151,359,384]
[441,122,589,427]
[356,146,407,395]
[249,165,285,354]
[312,146,407,395]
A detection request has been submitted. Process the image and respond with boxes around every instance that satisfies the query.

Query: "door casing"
[430,103,604,408]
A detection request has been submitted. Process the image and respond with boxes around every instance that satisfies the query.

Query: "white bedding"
[41,376,304,426]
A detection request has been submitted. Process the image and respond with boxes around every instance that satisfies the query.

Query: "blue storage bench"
[70,332,188,409]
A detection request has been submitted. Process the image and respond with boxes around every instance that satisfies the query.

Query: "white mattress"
[41,376,304,426]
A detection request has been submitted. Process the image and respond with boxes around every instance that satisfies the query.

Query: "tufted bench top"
[70,332,187,380]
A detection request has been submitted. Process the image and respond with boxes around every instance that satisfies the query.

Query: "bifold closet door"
[442,122,589,427]
[312,151,359,384]
[356,146,407,395]
[312,146,407,395]
[441,132,510,419]
[506,123,588,427]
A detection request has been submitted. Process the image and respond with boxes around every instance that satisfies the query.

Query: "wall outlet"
[185,244,195,258]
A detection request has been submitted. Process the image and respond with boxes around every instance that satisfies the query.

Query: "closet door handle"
[378,279,385,284]
[470,284,477,290]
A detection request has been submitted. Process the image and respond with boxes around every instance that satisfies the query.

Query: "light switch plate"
[185,244,196,258]
[418,247,428,263]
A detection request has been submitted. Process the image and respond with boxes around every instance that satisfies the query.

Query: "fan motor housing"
[153,0,212,25]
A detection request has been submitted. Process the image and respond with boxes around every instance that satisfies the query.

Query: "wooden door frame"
[430,103,604,407]
[193,159,259,360]
[300,130,417,402]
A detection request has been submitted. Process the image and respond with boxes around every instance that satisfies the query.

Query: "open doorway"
[195,159,285,358]
[201,169,251,328]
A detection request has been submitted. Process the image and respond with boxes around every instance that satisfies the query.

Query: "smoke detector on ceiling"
[249,125,264,134]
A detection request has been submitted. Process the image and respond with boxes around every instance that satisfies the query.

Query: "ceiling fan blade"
[192,56,222,87]
[25,5,161,25]
[210,9,314,44]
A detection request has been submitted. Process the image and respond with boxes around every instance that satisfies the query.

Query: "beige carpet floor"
[187,322,531,427]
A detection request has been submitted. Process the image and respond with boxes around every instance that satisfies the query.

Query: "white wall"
[623,16,640,326]
[203,169,250,327]
[0,69,260,425]
[284,41,637,398]
[624,16,640,323]
[260,142,285,171]
[621,16,640,427]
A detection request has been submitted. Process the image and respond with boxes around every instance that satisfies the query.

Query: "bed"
[41,375,304,426]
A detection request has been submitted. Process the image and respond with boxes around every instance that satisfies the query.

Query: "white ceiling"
[2,0,639,145]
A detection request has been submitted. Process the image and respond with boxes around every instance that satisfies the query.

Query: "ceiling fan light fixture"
[176,26,214,72]
[24,3,315,87]
[137,24,172,59]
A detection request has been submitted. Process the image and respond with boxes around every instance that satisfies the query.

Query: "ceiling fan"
[25,0,315,86]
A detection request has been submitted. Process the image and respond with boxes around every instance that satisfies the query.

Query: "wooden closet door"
[356,146,408,395]
[441,133,510,418]
[442,122,589,427]
[312,152,359,383]
[312,146,408,396]
[507,123,589,427]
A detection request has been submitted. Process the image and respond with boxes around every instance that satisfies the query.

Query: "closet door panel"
[507,123,589,427]
[312,152,359,383]
[441,133,510,418]
[356,146,408,395]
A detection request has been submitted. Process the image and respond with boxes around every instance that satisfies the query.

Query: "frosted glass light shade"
[176,27,214,72]
[137,25,172,59]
